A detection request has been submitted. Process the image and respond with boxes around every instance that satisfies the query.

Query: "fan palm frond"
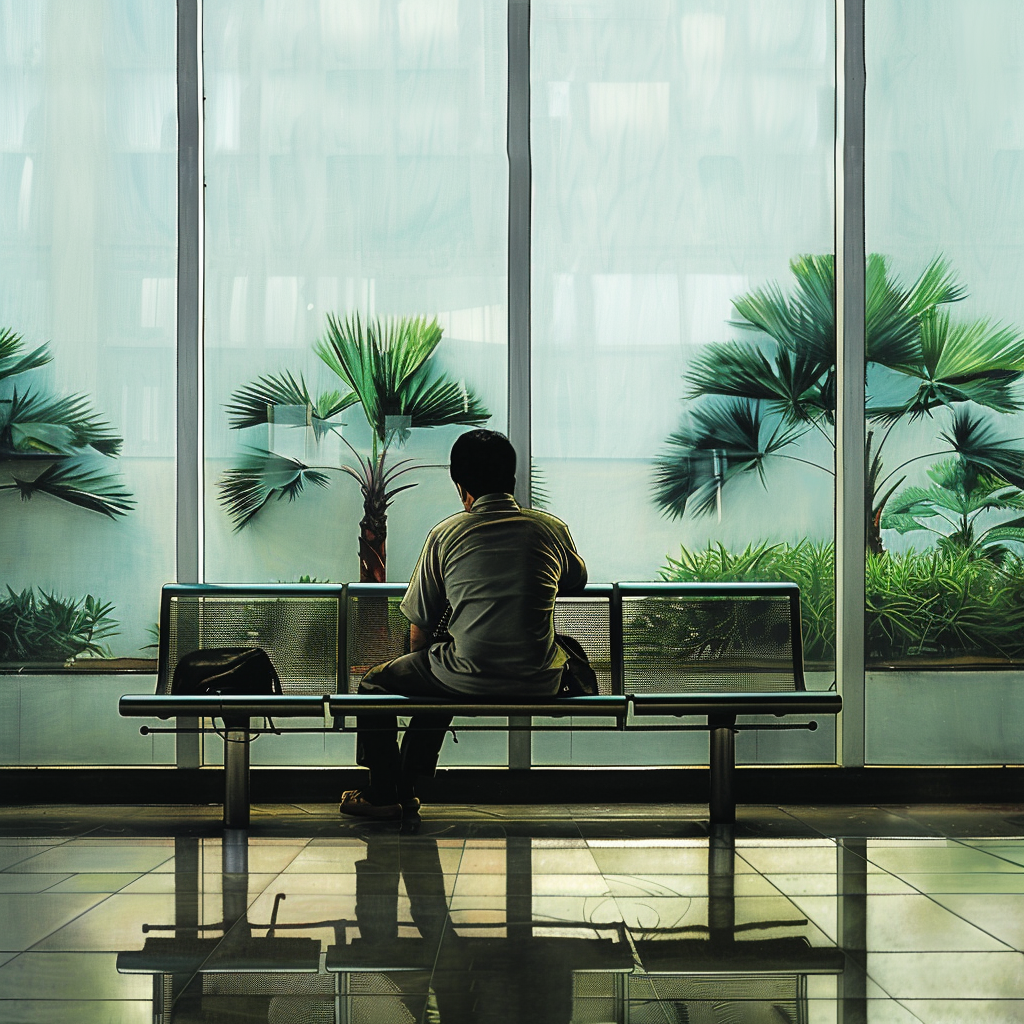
[884,311,1024,418]
[941,408,1024,490]
[399,368,490,429]
[217,448,329,531]
[8,459,134,518]
[865,254,966,372]
[316,314,440,435]
[225,370,358,433]
[0,328,51,381]
[686,341,832,423]
[653,399,807,518]
[2,387,122,456]
[315,313,486,442]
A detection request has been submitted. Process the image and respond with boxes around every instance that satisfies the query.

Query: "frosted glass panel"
[531,2,835,588]
[0,0,177,665]
[531,0,835,767]
[204,0,509,587]
[866,1,1024,763]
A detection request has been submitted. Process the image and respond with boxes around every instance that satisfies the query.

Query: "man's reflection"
[343,832,620,1024]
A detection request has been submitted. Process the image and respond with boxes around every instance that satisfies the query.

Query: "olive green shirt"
[400,493,588,696]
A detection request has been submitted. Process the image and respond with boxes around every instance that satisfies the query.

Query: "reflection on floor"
[0,804,1022,1022]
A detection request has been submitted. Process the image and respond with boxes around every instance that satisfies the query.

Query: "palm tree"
[653,255,1024,552]
[217,314,490,582]
[0,327,133,518]
[881,455,1024,562]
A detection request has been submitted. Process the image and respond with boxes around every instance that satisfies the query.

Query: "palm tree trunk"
[866,430,885,555]
[359,489,388,584]
[867,507,883,555]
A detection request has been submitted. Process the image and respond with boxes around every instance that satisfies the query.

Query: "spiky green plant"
[659,540,836,664]
[0,328,133,517]
[659,541,1024,666]
[0,587,119,663]
[653,256,1024,553]
[217,314,489,581]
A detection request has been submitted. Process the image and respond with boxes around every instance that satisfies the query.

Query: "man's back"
[401,493,587,695]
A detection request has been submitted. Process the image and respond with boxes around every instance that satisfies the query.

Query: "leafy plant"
[653,255,1024,553]
[217,314,489,581]
[0,328,133,518]
[880,457,1024,562]
[659,541,1024,666]
[865,549,1024,663]
[659,541,835,664]
[0,587,119,662]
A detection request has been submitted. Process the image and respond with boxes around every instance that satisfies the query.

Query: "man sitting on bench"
[340,429,588,820]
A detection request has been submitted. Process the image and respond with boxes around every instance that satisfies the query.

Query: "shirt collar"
[469,492,519,513]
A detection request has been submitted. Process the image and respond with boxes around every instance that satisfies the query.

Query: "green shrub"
[0,587,118,663]
[866,549,1024,662]
[659,541,835,664]
[660,542,1024,667]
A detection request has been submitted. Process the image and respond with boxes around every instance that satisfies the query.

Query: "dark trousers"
[356,649,456,800]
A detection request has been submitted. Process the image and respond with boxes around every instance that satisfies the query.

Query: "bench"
[119,581,841,827]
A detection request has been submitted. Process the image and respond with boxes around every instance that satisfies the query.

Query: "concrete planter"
[866,669,1024,765]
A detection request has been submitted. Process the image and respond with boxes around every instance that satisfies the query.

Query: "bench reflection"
[117,829,848,1023]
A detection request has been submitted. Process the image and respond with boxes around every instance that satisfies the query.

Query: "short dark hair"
[450,429,516,498]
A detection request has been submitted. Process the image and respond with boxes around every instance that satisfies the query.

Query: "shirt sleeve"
[400,529,447,629]
[556,523,588,595]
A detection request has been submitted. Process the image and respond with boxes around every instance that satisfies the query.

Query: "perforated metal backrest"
[345,584,617,695]
[158,585,345,695]
[345,585,410,694]
[554,588,615,695]
[619,583,805,695]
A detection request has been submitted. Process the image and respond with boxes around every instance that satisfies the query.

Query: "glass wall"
[0,0,177,667]
[865,0,1024,764]
[203,0,509,587]
[8,0,1024,772]
[532,0,835,584]
[530,0,836,766]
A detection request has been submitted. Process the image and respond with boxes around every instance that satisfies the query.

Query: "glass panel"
[0,1,177,681]
[203,0,509,592]
[865,1,1024,764]
[531,0,836,766]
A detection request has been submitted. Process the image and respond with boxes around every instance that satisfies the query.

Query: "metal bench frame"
[120,582,841,827]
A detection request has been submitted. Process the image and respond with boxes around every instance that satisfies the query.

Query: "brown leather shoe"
[339,789,403,820]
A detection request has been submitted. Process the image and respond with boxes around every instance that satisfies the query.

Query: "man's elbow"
[409,623,431,652]
[558,566,588,596]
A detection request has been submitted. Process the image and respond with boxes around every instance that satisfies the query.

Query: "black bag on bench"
[556,633,599,697]
[171,647,282,696]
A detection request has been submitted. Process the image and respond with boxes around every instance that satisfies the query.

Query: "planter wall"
[866,670,1024,765]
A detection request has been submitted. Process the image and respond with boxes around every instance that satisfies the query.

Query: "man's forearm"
[410,623,431,652]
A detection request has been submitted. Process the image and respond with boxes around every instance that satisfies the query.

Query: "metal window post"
[508,0,532,770]
[176,0,204,768]
[835,0,867,768]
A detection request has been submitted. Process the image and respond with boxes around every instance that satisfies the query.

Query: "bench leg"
[223,722,250,829]
[709,714,737,825]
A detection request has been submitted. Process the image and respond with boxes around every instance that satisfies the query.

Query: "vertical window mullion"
[177,0,203,586]
[176,0,203,768]
[508,0,531,508]
[836,0,867,768]
[507,0,531,770]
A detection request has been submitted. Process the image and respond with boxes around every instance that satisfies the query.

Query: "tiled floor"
[0,803,1022,1022]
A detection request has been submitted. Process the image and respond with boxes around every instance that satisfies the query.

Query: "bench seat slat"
[119,695,327,719]
[630,692,842,717]
[328,694,628,717]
